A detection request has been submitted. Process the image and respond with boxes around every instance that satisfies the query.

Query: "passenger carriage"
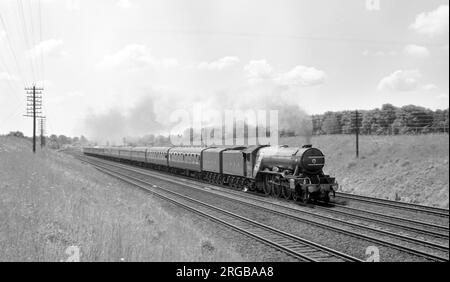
[168,147,206,178]
[146,147,171,169]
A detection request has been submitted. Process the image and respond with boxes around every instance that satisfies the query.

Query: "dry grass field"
[1,134,447,261]
[281,134,449,208]
[0,136,243,262]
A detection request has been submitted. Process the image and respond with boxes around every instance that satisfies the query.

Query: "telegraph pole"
[24,85,44,153]
[39,117,46,148]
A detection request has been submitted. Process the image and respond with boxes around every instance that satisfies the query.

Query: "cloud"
[197,56,240,70]
[96,44,178,70]
[377,70,423,91]
[0,30,6,41]
[274,65,326,87]
[422,84,439,91]
[362,49,396,57]
[243,60,326,87]
[0,72,19,82]
[47,90,82,105]
[117,0,132,9]
[244,59,273,83]
[404,44,430,58]
[26,39,65,59]
[409,5,449,36]
[66,0,80,11]
[437,93,449,100]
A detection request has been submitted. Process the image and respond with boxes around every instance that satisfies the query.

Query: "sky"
[0,0,449,139]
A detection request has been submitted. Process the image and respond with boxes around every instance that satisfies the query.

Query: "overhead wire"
[27,0,41,86]
[0,12,29,88]
[16,0,37,85]
[38,0,44,88]
[0,1,46,135]
[135,28,448,48]
[0,50,22,100]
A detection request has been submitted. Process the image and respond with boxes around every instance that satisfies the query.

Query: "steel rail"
[79,155,449,262]
[82,155,449,238]
[83,157,361,262]
[335,192,449,217]
[329,202,449,232]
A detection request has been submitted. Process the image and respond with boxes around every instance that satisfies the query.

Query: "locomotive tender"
[83,144,338,203]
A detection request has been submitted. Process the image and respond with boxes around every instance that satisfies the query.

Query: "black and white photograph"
[0,0,448,270]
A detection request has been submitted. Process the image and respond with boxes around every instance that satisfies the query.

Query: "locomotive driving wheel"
[262,175,271,195]
[281,185,292,200]
[248,180,256,191]
[292,188,300,201]
[229,177,235,189]
[302,191,310,203]
[271,176,282,198]
[230,177,238,189]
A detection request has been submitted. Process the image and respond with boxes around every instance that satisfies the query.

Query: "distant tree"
[79,135,88,145]
[289,105,448,136]
[8,131,25,138]
[399,105,434,132]
[322,114,341,134]
[380,104,397,132]
[432,109,449,133]
[48,134,60,149]
[391,117,408,135]
[140,134,155,146]
[361,111,378,135]
[339,111,354,134]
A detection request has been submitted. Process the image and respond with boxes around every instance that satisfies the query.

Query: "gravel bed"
[332,197,449,227]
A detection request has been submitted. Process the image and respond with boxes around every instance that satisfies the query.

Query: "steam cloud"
[83,83,313,145]
[83,96,163,145]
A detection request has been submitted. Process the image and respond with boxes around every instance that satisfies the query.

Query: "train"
[82,144,338,203]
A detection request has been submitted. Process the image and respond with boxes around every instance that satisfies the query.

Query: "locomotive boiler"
[253,145,338,203]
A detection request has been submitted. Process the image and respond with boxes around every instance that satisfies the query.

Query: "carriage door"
[245,153,252,178]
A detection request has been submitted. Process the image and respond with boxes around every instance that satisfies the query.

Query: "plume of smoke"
[84,96,162,145]
[273,103,313,140]
[83,82,314,146]
[189,83,314,144]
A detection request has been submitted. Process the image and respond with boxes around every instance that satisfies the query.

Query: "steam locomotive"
[83,144,338,203]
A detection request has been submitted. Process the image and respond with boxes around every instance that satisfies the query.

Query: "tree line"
[5,131,89,149]
[311,104,449,135]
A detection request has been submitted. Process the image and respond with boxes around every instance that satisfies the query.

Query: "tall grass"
[0,136,243,261]
[281,134,449,208]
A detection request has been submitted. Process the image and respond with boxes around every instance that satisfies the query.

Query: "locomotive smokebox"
[257,145,325,174]
[296,147,325,173]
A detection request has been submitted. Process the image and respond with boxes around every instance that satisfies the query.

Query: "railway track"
[328,202,449,235]
[335,192,449,218]
[78,154,448,239]
[80,156,360,262]
[205,185,449,240]
[78,154,449,262]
